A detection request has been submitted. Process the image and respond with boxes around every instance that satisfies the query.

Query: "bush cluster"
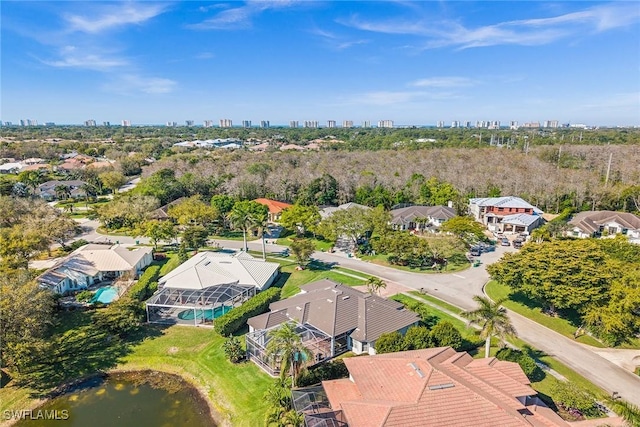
[376,322,464,354]
[214,287,281,336]
[127,265,161,301]
[495,348,545,382]
[295,359,349,387]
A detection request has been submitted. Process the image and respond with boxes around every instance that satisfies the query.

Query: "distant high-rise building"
[437,121,445,128]
[203,120,214,128]
[260,120,270,128]
[103,121,111,127]
[522,122,540,129]
[166,121,177,127]
[543,120,559,129]
[84,119,97,127]
[488,120,500,129]
[242,120,252,128]
[19,119,27,127]
[121,120,131,127]
[220,119,232,128]
[378,120,394,128]
[362,121,371,128]
[185,120,194,127]
[342,120,353,128]
[27,119,38,126]
[451,121,460,128]
[464,121,472,128]
[509,121,519,130]
[3,122,12,126]
[289,120,299,128]
[327,120,336,128]
[304,120,318,128]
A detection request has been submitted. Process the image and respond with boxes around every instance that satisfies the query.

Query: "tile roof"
[470,196,544,214]
[320,203,371,219]
[568,211,640,234]
[253,198,293,214]
[390,205,456,225]
[501,213,542,227]
[158,251,279,291]
[322,348,568,427]
[250,280,419,341]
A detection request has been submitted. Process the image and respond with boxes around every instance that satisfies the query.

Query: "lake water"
[16,372,216,427]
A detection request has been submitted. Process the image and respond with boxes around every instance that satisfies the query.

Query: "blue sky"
[2,1,639,126]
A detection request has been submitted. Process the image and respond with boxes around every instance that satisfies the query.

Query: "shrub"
[549,379,600,417]
[375,331,405,354]
[223,335,245,363]
[75,290,94,302]
[430,321,463,350]
[495,348,545,382]
[214,287,281,336]
[295,359,349,387]
[403,326,433,350]
[128,265,161,301]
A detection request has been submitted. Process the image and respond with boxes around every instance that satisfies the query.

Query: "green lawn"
[407,290,464,315]
[276,236,334,251]
[360,253,471,274]
[485,281,606,348]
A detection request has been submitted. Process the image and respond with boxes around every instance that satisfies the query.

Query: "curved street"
[73,222,640,406]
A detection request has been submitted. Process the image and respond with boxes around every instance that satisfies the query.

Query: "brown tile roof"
[252,279,419,341]
[253,198,292,214]
[322,347,568,427]
[568,210,640,234]
[390,205,456,225]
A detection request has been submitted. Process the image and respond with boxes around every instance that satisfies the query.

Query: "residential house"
[389,204,456,231]
[37,244,153,295]
[469,196,544,234]
[36,180,87,201]
[146,251,280,326]
[148,197,186,220]
[567,211,640,241]
[319,202,370,219]
[0,162,23,174]
[253,198,293,223]
[245,280,420,376]
[293,347,567,427]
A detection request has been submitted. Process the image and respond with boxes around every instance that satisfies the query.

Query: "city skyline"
[2,1,639,126]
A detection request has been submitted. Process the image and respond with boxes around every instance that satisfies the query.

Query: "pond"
[16,372,216,427]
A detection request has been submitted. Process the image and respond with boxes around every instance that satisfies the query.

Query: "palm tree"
[605,396,640,427]
[227,201,268,253]
[366,277,387,296]
[462,296,516,358]
[265,322,312,381]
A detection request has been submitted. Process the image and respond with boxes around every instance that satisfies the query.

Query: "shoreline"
[0,368,227,427]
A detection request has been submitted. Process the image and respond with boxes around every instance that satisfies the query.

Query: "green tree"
[211,194,237,228]
[99,170,127,195]
[462,296,516,358]
[228,200,268,251]
[182,225,209,251]
[279,204,320,236]
[17,170,42,194]
[316,206,371,246]
[403,326,433,350]
[440,216,486,243]
[289,238,315,267]
[365,277,387,296]
[134,168,185,205]
[429,321,463,350]
[136,220,176,249]
[374,331,405,354]
[223,335,245,363]
[265,322,313,381]
[95,194,160,230]
[168,196,219,227]
[0,226,50,270]
[299,173,338,206]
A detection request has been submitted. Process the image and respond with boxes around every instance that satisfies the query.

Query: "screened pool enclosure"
[146,282,255,326]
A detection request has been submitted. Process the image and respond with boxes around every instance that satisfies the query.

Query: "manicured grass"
[276,236,334,251]
[209,231,258,241]
[485,280,606,348]
[156,252,182,276]
[360,253,471,274]
[407,290,464,315]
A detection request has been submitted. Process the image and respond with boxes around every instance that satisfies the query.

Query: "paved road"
[74,223,640,405]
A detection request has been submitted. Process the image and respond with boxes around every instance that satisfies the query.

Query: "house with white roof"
[37,244,153,295]
[469,196,544,234]
[145,251,280,326]
[319,202,370,219]
[0,162,24,174]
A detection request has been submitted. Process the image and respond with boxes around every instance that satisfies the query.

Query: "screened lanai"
[246,322,333,376]
[146,282,255,326]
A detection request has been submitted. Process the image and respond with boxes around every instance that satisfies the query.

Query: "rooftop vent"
[342,296,350,300]
[203,261,211,266]
[409,362,425,378]
[326,299,333,303]
[428,383,455,391]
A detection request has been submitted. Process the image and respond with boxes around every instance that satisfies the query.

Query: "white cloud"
[195,52,215,60]
[341,3,640,50]
[64,3,168,34]
[410,77,476,88]
[190,0,302,30]
[310,27,369,50]
[104,74,177,94]
[41,46,127,71]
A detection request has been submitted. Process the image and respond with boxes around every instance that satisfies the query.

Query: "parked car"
[470,246,481,256]
[500,238,510,246]
[513,239,524,249]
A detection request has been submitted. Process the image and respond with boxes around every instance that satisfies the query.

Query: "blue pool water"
[177,306,232,321]
[92,286,119,304]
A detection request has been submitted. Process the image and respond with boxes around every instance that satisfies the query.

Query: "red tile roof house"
[245,280,420,376]
[253,198,293,223]
[292,347,568,427]
[469,196,545,235]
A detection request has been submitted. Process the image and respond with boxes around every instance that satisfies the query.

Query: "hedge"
[128,265,161,302]
[296,359,349,387]
[495,347,545,382]
[214,287,281,336]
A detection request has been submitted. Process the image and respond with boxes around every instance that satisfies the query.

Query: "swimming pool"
[177,306,232,321]
[92,286,119,304]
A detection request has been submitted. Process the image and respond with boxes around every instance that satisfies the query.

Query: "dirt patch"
[167,346,179,355]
